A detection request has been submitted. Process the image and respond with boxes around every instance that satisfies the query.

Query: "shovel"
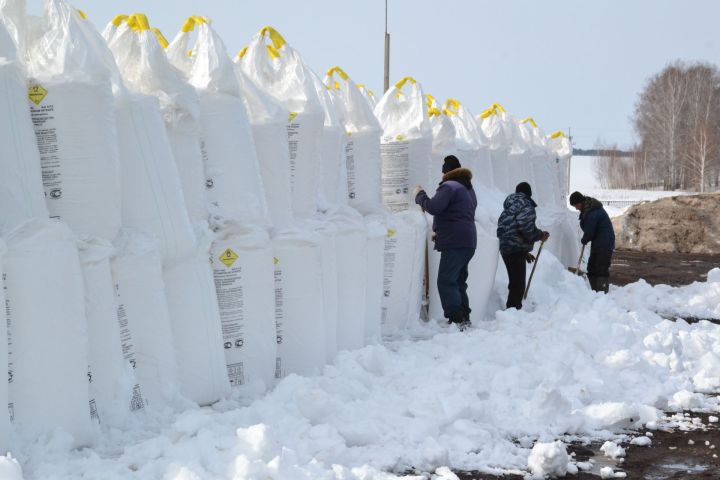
[523,240,545,300]
[568,244,586,276]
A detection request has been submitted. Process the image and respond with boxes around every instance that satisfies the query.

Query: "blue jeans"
[437,248,475,319]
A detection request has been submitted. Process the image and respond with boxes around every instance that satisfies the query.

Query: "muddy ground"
[443,250,720,479]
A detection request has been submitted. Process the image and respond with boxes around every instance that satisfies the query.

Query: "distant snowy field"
[4,253,720,479]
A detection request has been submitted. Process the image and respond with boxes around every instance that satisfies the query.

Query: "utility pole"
[383,0,390,93]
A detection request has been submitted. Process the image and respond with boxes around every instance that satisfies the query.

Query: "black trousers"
[437,248,475,319]
[587,248,613,292]
[501,252,527,310]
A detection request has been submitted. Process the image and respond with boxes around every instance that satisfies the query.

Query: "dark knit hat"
[515,182,532,197]
[442,155,462,174]
[569,191,585,206]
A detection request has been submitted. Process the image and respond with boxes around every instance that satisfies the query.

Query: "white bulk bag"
[428,95,457,177]
[239,26,325,219]
[232,63,293,227]
[548,131,572,202]
[163,227,229,405]
[5,219,93,447]
[210,222,276,391]
[167,18,268,223]
[313,75,348,208]
[381,211,426,336]
[272,230,326,378]
[0,21,47,231]
[427,229,499,323]
[375,76,433,212]
[443,99,493,189]
[78,237,133,423]
[324,67,383,214]
[356,83,377,109]
[0,240,11,452]
[24,1,121,239]
[480,104,517,194]
[364,215,386,344]
[100,14,127,43]
[108,15,208,224]
[114,92,196,261]
[518,118,555,207]
[111,230,177,410]
[310,221,339,363]
[536,208,581,269]
[328,209,368,352]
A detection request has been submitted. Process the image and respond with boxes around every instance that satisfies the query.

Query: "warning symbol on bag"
[273,257,279,265]
[386,228,396,238]
[219,248,238,268]
[28,85,48,105]
[288,111,298,122]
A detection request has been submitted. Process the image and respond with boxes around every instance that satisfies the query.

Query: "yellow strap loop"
[237,46,248,59]
[111,14,128,27]
[127,13,150,32]
[77,9,88,20]
[151,28,169,48]
[259,26,287,50]
[425,93,436,108]
[491,102,506,113]
[394,76,417,90]
[325,66,350,82]
[520,117,538,129]
[428,107,442,117]
[550,131,566,139]
[266,44,280,59]
[443,98,461,115]
[480,102,507,119]
[181,15,208,33]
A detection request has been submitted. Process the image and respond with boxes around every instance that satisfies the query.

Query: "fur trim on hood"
[442,168,473,188]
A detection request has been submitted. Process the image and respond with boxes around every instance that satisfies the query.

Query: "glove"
[540,231,550,242]
[413,186,424,198]
[525,252,536,263]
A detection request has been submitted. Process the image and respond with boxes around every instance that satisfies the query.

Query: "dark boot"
[449,310,470,331]
[596,276,609,294]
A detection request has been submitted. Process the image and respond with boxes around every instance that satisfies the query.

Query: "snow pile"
[600,441,625,459]
[527,441,570,478]
[7,251,720,479]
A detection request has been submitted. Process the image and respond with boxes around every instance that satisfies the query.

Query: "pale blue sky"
[29,0,720,149]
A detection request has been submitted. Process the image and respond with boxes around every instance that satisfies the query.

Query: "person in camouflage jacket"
[496,182,549,309]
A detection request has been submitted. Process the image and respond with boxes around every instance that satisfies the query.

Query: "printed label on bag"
[28,85,47,105]
[380,140,410,212]
[219,248,238,268]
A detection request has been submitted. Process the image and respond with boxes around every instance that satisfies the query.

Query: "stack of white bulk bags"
[210,222,276,391]
[356,83,377,109]
[272,230,326,377]
[547,131,572,203]
[111,230,177,410]
[364,215,386,345]
[5,220,93,447]
[239,26,324,219]
[312,73,348,209]
[375,76,433,212]
[442,98,493,189]
[166,17,268,223]
[108,14,208,225]
[381,211,426,336]
[78,237,132,423]
[163,228,230,405]
[324,67,383,214]
[0,19,47,231]
[23,0,121,239]
[0,240,10,452]
[233,55,293,227]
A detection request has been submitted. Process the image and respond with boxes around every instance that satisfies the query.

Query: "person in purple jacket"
[414,155,477,328]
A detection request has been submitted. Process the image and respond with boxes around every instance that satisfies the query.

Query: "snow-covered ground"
[5,254,720,479]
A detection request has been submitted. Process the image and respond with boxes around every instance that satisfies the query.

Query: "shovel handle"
[524,240,545,300]
[576,244,585,274]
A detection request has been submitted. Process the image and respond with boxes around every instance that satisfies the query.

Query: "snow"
[600,441,625,459]
[630,436,652,447]
[10,252,720,479]
[527,441,569,478]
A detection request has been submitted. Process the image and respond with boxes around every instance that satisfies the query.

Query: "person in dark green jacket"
[569,191,615,293]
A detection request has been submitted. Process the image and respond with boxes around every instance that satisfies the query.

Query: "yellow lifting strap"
[443,98,461,115]
[127,13,150,32]
[151,28,169,48]
[111,14,128,27]
[480,102,507,119]
[259,26,287,50]
[549,131,566,139]
[394,76,417,90]
[76,9,88,20]
[325,66,350,81]
[181,16,208,33]
[237,46,248,59]
[520,117,538,129]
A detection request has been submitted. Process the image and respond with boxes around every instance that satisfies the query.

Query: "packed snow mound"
[616,193,720,254]
[527,441,569,478]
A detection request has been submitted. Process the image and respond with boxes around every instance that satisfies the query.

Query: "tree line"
[594,61,720,192]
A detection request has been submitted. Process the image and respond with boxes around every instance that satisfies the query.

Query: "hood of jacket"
[503,192,537,210]
[580,196,603,218]
[441,167,473,189]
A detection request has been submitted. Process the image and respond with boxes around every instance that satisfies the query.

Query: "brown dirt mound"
[615,193,720,254]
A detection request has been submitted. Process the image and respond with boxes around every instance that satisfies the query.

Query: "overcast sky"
[27,0,720,149]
